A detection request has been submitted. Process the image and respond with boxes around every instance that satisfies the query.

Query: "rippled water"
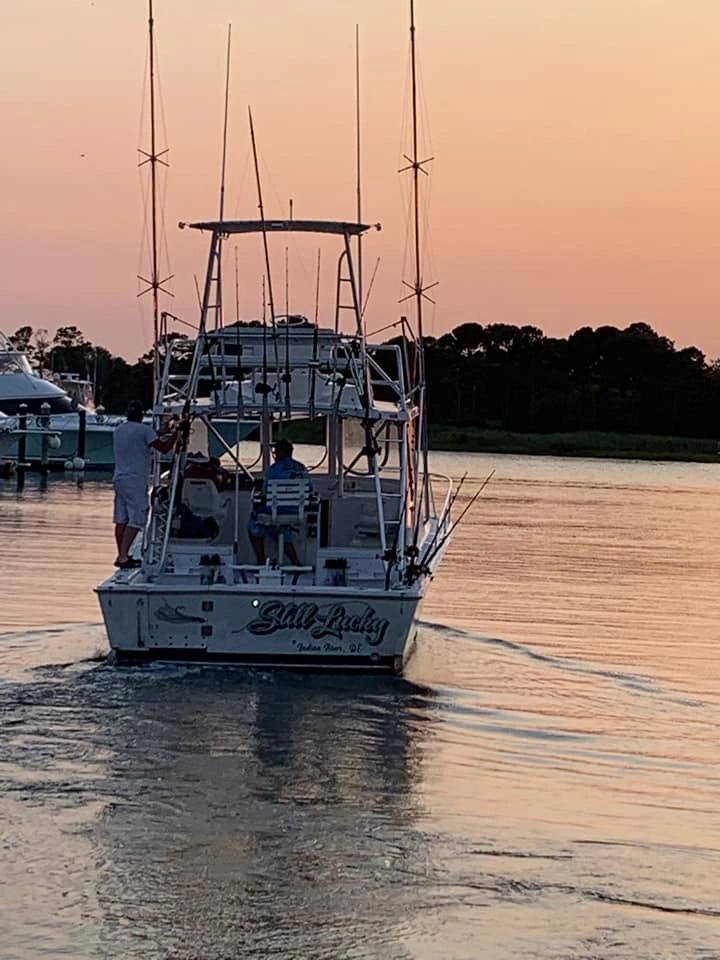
[2,454,720,959]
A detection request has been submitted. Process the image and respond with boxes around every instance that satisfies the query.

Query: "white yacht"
[96,218,454,672]
[0,333,118,468]
[0,332,73,415]
[0,330,246,469]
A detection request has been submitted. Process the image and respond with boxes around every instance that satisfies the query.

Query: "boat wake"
[0,621,109,681]
[417,619,704,707]
[376,830,720,923]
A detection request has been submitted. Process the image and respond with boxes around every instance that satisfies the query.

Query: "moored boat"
[0,331,73,415]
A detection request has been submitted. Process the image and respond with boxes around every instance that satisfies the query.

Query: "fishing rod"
[228,244,244,419]
[261,274,268,398]
[391,470,468,588]
[384,423,414,590]
[361,256,381,318]
[283,199,292,419]
[232,312,243,564]
[309,247,321,418]
[418,469,495,574]
[234,247,239,324]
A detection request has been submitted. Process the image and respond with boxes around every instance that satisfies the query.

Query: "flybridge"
[178,219,380,237]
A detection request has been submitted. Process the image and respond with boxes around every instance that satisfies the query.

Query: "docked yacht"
[96,219,454,672]
[0,333,117,468]
[0,332,73,415]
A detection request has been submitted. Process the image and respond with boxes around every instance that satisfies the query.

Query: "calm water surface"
[1,453,720,959]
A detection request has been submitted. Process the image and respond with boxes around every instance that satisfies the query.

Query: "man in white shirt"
[112,400,175,569]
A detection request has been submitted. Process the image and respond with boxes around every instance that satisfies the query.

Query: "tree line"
[420,322,718,438]
[8,321,719,438]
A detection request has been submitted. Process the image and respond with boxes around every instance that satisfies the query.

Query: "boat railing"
[428,472,454,529]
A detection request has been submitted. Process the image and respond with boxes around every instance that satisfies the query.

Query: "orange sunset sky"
[3,1,720,360]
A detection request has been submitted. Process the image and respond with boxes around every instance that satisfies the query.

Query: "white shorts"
[113,477,150,529]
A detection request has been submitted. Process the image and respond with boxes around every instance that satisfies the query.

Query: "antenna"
[399,0,437,520]
[137,0,173,401]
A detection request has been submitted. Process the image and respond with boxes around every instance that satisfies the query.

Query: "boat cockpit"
[153,426,407,591]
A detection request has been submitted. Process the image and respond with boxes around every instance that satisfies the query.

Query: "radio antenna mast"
[399,0,437,519]
[137,0,173,402]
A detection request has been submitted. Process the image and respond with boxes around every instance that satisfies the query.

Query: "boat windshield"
[0,354,33,375]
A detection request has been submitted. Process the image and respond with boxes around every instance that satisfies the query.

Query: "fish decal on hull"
[155,602,206,624]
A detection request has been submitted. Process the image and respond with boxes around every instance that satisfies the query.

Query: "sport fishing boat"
[96,219,454,671]
[96,0,455,672]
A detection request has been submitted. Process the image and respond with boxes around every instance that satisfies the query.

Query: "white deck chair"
[255,476,312,563]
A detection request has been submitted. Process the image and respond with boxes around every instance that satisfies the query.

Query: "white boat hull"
[96,579,423,672]
[1,413,257,470]
[1,413,117,468]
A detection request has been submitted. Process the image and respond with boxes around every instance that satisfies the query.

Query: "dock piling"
[39,402,50,474]
[16,403,28,492]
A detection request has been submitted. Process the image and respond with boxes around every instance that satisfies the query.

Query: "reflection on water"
[0,646,433,959]
[2,456,720,958]
[91,670,430,959]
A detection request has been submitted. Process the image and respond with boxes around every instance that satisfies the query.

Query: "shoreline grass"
[280,419,720,463]
[428,426,720,462]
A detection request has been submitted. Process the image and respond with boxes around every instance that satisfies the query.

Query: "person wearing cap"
[112,400,176,569]
[248,438,309,565]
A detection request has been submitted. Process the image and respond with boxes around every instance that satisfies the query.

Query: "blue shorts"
[113,477,149,529]
[248,511,295,542]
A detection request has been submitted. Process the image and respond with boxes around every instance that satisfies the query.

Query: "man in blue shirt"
[248,438,309,565]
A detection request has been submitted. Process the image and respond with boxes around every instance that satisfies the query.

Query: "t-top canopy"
[178,218,380,237]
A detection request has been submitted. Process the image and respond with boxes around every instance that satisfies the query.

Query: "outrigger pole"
[249,109,278,331]
[355,24,363,310]
[249,107,277,469]
[137,0,173,405]
[215,24,232,332]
